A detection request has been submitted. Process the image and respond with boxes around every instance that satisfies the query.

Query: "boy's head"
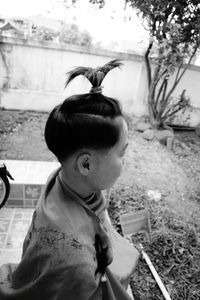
[45,60,128,191]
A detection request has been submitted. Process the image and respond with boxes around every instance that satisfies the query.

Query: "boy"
[0,60,139,299]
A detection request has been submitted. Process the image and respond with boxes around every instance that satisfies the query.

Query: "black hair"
[45,59,124,162]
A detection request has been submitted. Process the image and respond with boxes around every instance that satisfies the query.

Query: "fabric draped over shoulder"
[0,168,133,300]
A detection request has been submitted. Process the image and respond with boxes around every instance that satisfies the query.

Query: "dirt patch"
[0,109,54,161]
[0,108,200,299]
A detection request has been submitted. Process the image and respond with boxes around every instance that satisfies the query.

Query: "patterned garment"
[0,168,135,299]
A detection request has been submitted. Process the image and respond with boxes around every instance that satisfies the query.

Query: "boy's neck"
[60,168,94,199]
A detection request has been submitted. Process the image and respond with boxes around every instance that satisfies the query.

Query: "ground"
[0,108,200,299]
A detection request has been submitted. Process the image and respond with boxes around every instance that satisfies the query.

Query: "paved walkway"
[0,160,58,265]
[0,160,59,207]
[0,160,59,185]
[0,207,34,265]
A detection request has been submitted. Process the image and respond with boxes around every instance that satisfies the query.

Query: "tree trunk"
[148,92,160,129]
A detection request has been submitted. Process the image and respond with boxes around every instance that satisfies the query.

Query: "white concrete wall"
[0,37,200,125]
[0,37,144,114]
[168,64,200,109]
[0,89,61,112]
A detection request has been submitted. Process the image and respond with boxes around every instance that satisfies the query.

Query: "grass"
[108,184,200,300]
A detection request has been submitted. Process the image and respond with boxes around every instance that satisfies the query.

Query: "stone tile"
[9,184,24,199]
[0,250,22,265]
[34,200,38,207]
[14,212,23,219]
[23,213,33,219]
[6,199,24,207]
[0,208,14,219]
[14,208,34,214]
[0,220,10,232]
[0,234,6,243]
[24,199,33,207]
[6,234,24,249]
[10,220,30,233]
[0,234,6,249]
[25,185,42,200]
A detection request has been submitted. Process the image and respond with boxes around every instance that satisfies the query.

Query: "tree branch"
[165,44,199,102]
[162,105,186,121]
[156,78,169,118]
[161,90,188,119]
[154,70,168,108]
[144,40,153,88]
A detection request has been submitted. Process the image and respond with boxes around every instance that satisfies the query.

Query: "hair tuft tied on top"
[65,59,123,93]
[90,86,103,94]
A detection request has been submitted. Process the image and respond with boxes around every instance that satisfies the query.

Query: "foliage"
[32,22,92,47]
[36,26,59,41]
[59,23,92,46]
[85,0,200,128]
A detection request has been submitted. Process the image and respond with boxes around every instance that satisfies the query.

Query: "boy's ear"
[77,153,92,176]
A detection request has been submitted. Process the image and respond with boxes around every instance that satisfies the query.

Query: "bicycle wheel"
[0,175,10,209]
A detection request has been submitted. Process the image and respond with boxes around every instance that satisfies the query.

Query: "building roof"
[0,20,23,33]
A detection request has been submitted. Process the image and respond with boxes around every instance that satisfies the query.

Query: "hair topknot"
[65,59,123,93]
[45,59,125,161]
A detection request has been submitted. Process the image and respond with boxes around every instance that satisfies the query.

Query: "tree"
[125,0,200,128]
[36,26,59,41]
[84,0,200,128]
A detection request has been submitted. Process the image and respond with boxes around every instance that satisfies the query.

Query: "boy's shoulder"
[22,209,97,270]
